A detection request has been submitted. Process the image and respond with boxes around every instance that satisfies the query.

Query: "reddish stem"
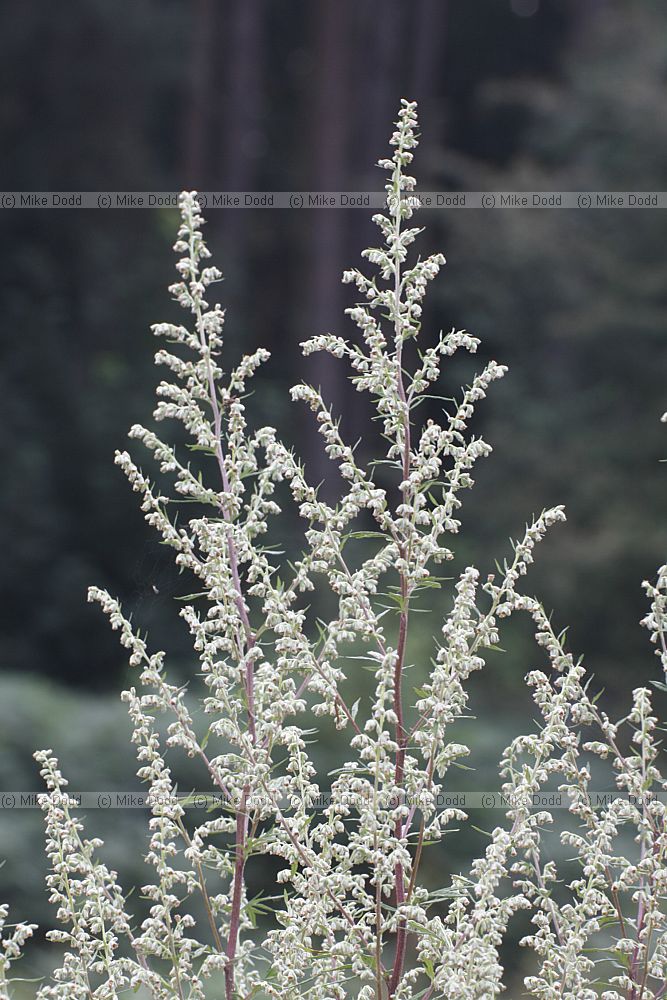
[388,595,409,997]
[389,317,411,995]
[196,287,257,997]
[225,786,249,1000]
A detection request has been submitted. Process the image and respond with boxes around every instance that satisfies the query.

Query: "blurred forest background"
[1,0,667,988]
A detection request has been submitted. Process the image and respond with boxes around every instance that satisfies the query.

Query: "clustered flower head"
[3,100,667,1000]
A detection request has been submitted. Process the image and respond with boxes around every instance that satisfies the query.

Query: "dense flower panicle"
[642,564,667,678]
[0,909,36,999]
[4,100,666,1000]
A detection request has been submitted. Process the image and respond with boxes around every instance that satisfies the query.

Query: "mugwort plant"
[3,102,667,1000]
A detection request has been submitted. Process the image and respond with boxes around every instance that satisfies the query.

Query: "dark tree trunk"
[359,0,402,188]
[185,0,215,185]
[223,0,263,195]
[302,0,351,489]
[218,0,264,297]
[411,0,446,108]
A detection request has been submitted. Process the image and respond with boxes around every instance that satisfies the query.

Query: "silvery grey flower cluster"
[3,101,667,1000]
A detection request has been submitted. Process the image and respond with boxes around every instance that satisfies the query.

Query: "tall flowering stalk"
[3,101,667,1000]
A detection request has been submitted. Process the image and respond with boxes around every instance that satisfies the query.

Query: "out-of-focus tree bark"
[358,0,402,188]
[569,0,606,28]
[303,0,350,488]
[411,0,446,109]
[410,0,447,234]
[185,0,215,185]
[224,0,263,192]
[337,2,402,476]
[219,0,264,279]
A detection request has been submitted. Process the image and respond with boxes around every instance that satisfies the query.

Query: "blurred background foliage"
[1,0,666,988]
